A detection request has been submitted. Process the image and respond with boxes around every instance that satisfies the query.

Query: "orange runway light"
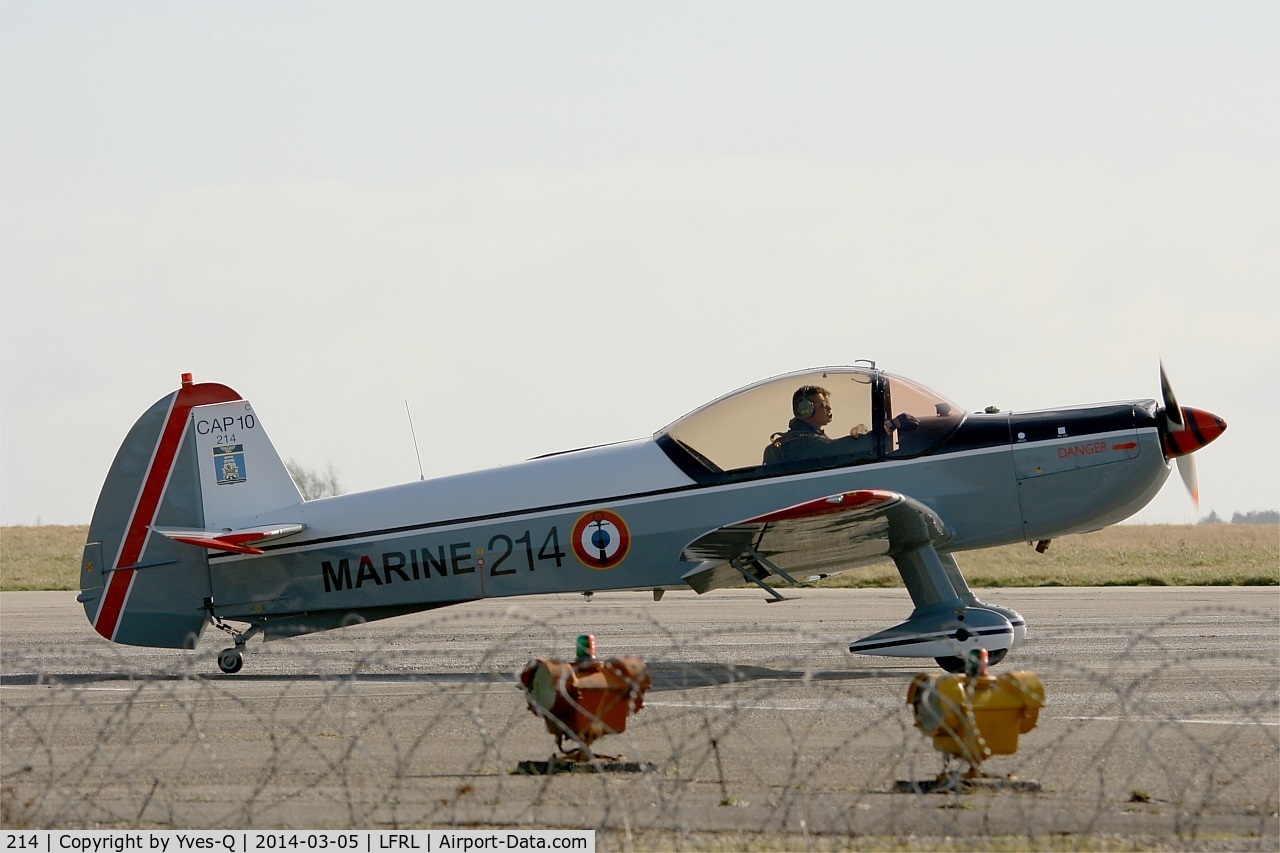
[519,634,651,763]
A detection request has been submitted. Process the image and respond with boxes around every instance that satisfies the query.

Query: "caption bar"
[2,832,594,853]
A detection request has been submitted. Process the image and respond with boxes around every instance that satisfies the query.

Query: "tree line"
[1199,509,1279,525]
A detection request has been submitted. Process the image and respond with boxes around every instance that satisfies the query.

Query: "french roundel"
[571,509,631,570]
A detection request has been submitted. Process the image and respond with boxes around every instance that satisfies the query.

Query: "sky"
[2,1,1277,528]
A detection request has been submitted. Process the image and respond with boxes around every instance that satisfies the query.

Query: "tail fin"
[80,374,301,648]
[186,395,302,529]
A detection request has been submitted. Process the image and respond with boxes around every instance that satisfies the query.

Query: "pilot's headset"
[794,392,818,420]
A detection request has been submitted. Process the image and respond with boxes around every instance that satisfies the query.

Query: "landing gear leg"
[848,545,1016,670]
[938,553,1026,662]
[204,598,261,675]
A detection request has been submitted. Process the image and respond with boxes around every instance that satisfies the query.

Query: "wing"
[680,489,950,594]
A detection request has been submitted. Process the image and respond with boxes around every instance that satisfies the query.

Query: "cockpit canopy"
[656,366,965,477]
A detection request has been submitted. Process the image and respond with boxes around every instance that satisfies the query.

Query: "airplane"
[78,362,1225,675]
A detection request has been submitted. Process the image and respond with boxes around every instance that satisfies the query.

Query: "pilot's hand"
[849,423,869,438]
[884,413,921,433]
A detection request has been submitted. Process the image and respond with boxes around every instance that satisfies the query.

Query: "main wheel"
[934,648,1006,673]
[218,648,244,674]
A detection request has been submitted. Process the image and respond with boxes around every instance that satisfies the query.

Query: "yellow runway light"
[907,649,1045,780]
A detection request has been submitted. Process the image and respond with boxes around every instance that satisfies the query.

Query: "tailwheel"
[935,648,1006,673]
[218,648,244,674]
[204,601,260,674]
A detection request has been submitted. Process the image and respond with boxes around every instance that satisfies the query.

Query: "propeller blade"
[1159,359,1184,430]
[1177,455,1200,508]
[1158,361,1226,506]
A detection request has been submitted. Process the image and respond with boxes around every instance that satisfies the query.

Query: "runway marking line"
[646,701,1279,727]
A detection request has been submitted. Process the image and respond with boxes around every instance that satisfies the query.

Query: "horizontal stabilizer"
[152,523,305,555]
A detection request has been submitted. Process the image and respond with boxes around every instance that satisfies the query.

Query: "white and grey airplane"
[79,362,1225,674]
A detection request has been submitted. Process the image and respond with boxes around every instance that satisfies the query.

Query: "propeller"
[1176,444,1201,508]
[1158,360,1227,508]
[1159,361,1198,505]
[1159,360,1183,430]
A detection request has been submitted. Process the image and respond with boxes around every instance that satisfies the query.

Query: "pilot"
[763,386,919,466]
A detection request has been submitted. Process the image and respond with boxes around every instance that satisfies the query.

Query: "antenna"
[405,401,425,481]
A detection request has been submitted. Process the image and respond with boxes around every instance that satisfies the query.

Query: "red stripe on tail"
[93,378,240,641]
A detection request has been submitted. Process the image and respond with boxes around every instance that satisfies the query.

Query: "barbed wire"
[2,602,1277,850]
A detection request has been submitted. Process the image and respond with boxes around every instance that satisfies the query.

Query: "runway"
[2,587,1277,847]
